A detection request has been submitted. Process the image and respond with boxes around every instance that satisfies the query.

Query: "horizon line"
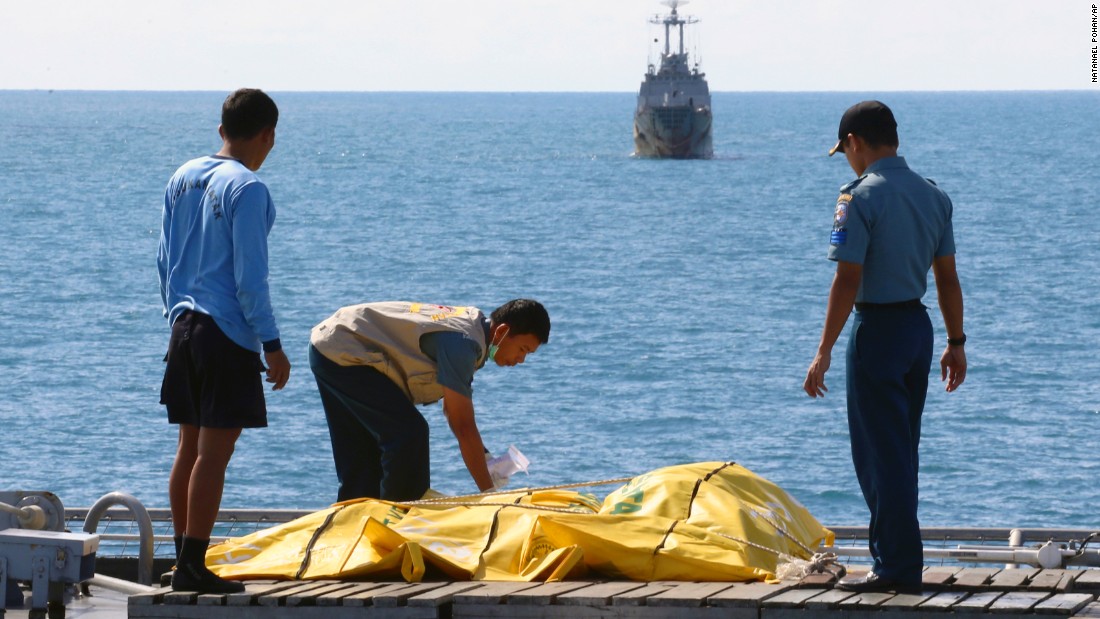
[1,88,1096,95]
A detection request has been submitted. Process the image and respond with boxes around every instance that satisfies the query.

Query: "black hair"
[491,299,550,344]
[857,127,899,150]
[221,88,279,140]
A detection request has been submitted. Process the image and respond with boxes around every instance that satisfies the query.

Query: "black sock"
[173,533,183,561]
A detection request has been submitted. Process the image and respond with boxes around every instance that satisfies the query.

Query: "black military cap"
[828,100,898,156]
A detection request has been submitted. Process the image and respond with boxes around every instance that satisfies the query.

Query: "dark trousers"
[846,306,933,584]
[308,345,430,502]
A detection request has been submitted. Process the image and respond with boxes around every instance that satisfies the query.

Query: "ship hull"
[633,105,713,159]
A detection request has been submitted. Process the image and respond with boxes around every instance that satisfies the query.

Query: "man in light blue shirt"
[158,88,291,594]
[804,101,967,594]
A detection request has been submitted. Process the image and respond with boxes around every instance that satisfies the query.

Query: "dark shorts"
[160,310,268,429]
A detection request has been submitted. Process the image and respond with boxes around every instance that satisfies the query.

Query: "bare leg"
[168,425,200,537]
[185,426,241,539]
[170,425,244,594]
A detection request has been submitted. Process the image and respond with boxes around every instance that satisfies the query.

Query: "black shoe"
[836,572,921,594]
[171,563,245,594]
[172,535,246,594]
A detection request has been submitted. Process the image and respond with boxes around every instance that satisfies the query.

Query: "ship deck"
[121,567,1100,618]
[10,508,1095,617]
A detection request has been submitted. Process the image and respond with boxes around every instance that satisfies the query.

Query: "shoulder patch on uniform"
[833,194,851,227]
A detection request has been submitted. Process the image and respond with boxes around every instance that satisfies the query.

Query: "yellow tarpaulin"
[207,461,833,582]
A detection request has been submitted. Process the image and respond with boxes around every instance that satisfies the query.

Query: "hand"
[804,350,831,398]
[264,349,291,390]
[940,345,967,392]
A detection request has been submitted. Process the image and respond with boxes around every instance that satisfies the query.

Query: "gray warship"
[633,0,713,159]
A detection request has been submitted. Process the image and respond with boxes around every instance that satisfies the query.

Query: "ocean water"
[1,91,1098,529]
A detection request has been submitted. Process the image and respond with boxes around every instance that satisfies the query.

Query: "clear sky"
[1,0,1094,92]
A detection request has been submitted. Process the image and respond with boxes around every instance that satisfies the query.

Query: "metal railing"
[823,526,1100,569]
[63,506,1100,571]
[63,507,310,559]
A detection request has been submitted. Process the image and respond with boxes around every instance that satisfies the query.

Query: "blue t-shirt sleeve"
[420,331,481,398]
[229,181,280,343]
[828,195,870,264]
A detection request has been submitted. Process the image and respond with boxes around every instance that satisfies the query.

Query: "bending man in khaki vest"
[309,299,550,501]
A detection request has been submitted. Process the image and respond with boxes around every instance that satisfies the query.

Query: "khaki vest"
[310,302,489,404]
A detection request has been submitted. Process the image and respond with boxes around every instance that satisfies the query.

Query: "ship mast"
[653,0,698,62]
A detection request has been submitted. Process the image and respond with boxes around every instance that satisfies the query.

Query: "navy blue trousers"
[309,345,430,502]
[846,306,932,584]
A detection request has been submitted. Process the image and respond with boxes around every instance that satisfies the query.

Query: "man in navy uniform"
[803,101,967,593]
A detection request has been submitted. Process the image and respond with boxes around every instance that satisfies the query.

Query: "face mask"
[488,326,510,362]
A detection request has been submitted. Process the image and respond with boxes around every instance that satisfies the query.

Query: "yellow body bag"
[208,462,833,582]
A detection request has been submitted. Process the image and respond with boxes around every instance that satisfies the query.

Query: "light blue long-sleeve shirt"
[158,155,280,353]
